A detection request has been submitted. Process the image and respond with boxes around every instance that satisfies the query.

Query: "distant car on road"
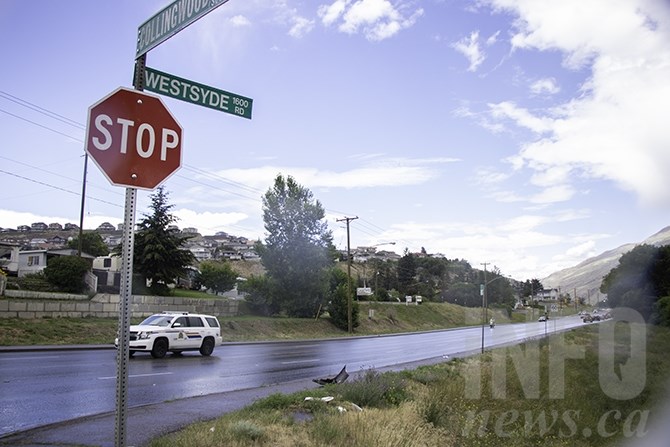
[115,311,223,358]
[582,313,593,323]
[538,315,548,322]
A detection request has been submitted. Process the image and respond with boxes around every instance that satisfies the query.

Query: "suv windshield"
[139,315,174,327]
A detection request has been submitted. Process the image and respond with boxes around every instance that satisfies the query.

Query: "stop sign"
[85,87,183,190]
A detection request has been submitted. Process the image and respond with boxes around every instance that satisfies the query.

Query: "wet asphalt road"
[0,316,587,446]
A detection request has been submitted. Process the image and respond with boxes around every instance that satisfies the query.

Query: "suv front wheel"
[151,338,169,359]
[199,337,215,356]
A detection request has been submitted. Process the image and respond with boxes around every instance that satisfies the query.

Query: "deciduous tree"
[255,174,334,317]
[67,231,109,257]
[198,260,238,294]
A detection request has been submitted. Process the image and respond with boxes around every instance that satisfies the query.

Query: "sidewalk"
[0,377,320,447]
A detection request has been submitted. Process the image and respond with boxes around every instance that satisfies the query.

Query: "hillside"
[542,226,670,304]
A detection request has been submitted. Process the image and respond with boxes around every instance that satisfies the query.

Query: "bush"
[10,272,55,292]
[43,256,90,293]
[337,368,409,408]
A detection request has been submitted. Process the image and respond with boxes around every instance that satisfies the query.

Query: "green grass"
[0,300,583,346]
[147,323,670,447]
[0,317,126,345]
[0,302,509,346]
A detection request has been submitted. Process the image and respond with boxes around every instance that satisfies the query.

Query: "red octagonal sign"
[85,87,183,190]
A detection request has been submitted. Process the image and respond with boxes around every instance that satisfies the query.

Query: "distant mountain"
[541,226,670,304]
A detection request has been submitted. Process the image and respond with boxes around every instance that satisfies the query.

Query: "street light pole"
[480,263,489,354]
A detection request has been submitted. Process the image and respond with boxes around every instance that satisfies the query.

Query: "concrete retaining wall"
[0,293,239,319]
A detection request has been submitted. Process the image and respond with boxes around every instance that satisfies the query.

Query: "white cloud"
[208,156,459,191]
[288,15,315,38]
[483,0,670,208]
[375,216,578,279]
[173,209,249,235]
[452,31,485,71]
[565,240,596,258]
[488,101,554,134]
[474,167,512,185]
[318,0,424,41]
[0,209,121,232]
[529,185,575,204]
[318,0,348,26]
[530,77,560,95]
[230,15,251,27]
[486,30,501,45]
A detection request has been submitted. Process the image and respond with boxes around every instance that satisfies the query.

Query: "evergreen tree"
[132,187,195,295]
[397,248,416,296]
[327,267,359,331]
[256,174,334,317]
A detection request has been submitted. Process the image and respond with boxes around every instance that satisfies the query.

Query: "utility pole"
[77,153,88,257]
[337,216,358,333]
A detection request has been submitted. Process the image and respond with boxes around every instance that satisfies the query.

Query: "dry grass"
[149,323,670,447]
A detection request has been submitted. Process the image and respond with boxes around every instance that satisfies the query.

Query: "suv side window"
[205,317,219,328]
[188,316,205,327]
[173,316,189,327]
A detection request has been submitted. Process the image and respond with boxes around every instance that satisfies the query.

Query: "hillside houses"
[0,222,261,279]
[347,246,402,263]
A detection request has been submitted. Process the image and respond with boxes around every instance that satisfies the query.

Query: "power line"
[0,107,83,142]
[0,90,84,129]
[0,169,122,208]
[0,155,124,198]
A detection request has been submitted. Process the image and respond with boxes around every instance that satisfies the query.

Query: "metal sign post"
[114,187,137,447]
[114,53,146,447]
[109,1,237,443]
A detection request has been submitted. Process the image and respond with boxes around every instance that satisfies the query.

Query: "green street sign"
[142,67,253,119]
[137,0,230,57]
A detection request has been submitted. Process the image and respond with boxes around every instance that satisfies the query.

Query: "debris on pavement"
[312,365,349,386]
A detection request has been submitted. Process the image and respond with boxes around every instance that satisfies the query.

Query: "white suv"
[115,312,223,358]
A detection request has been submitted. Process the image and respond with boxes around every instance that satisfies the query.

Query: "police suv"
[115,311,223,358]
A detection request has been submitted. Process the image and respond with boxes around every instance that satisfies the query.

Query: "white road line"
[98,372,173,380]
[281,359,320,364]
[0,355,62,361]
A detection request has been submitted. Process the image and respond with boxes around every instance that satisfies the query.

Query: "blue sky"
[1,0,669,282]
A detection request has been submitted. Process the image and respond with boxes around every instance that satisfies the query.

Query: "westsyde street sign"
[142,66,253,119]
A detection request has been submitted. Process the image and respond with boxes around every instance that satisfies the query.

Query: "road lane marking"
[98,372,173,380]
[281,359,320,364]
[0,355,62,361]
